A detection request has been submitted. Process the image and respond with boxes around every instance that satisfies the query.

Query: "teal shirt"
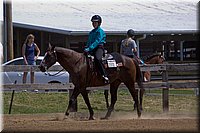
[85,26,106,52]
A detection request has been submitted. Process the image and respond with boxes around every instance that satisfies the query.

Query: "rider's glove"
[84,48,89,56]
[84,48,89,52]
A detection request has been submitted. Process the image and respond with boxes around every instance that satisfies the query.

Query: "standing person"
[0,42,3,64]
[22,34,40,84]
[84,15,109,83]
[120,29,145,64]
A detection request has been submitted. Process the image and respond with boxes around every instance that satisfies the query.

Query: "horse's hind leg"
[81,90,94,120]
[125,82,141,118]
[133,93,138,111]
[133,88,145,111]
[104,90,109,108]
[102,80,121,119]
[139,87,145,111]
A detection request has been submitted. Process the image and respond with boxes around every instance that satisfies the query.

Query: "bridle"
[53,50,58,61]
[43,50,64,77]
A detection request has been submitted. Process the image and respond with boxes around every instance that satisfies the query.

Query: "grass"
[145,88,196,95]
[3,89,198,114]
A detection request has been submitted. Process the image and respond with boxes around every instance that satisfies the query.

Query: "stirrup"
[102,75,109,83]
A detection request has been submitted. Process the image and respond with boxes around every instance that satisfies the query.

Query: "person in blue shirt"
[22,34,40,84]
[84,15,109,83]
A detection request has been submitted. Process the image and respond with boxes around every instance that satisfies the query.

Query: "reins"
[44,50,64,77]
[44,68,65,77]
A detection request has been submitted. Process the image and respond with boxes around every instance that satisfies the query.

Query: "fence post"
[8,80,17,114]
[162,70,169,112]
[9,90,15,114]
[31,66,33,83]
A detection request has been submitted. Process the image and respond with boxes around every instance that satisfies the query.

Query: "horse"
[39,44,144,120]
[104,53,165,109]
[143,54,165,82]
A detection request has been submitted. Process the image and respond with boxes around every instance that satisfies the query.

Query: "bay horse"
[143,54,165,82]
[104,53,165,109]
[39,44,144,120]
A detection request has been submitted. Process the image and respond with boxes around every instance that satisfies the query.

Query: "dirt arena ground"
[2,112,199,132]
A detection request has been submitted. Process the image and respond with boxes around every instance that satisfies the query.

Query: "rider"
[84,15,109,83]
[120,29,145,65]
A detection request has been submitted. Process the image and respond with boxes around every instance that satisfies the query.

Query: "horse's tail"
[132,58,143,88]
[132,58,145,110]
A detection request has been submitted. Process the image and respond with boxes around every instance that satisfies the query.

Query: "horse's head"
[157,55,165,64]
[145,54,165,64]
[39,44,57,72]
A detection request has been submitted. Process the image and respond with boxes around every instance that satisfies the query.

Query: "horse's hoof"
[65,112,69,116]
[100,117,108,120]
[89,117,95,120]
[138,113,141,118]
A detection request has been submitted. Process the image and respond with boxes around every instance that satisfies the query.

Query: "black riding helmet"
[91,15,102,24]
[127,29,135,37]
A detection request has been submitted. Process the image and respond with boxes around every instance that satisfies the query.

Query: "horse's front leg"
[65,86,80,116]
[81,89,94,120]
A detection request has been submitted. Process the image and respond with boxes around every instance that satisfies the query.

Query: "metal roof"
[13,22,71,35]
[14,22,198,36]
[12,0,198,31]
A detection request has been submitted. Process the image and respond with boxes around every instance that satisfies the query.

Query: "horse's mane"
[55,46,78,53]
[143,53,161,62]
[55,46,83,55]
[55,46,83,60]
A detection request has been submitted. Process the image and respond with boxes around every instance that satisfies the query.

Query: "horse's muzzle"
[38,65,46,72]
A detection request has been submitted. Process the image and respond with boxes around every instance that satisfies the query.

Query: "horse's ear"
[51,45,55,52]
[49,43,52,49]
[47,43,52,51]
[48,43,55,52]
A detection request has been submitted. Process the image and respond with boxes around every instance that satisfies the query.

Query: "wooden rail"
[2,63,199,72]
[3,80,199,91]
[2,63,199,113]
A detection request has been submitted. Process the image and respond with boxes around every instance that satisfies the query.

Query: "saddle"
[86,52,123,71]
[102,53,123,68]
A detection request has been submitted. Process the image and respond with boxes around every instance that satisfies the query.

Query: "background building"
[13,22,199,62]
[2,0,199,62]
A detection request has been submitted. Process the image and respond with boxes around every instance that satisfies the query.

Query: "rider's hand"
[84,48,89,52]
[84,48,89,56]
[34,56,38,61]
[24,60,28,65]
